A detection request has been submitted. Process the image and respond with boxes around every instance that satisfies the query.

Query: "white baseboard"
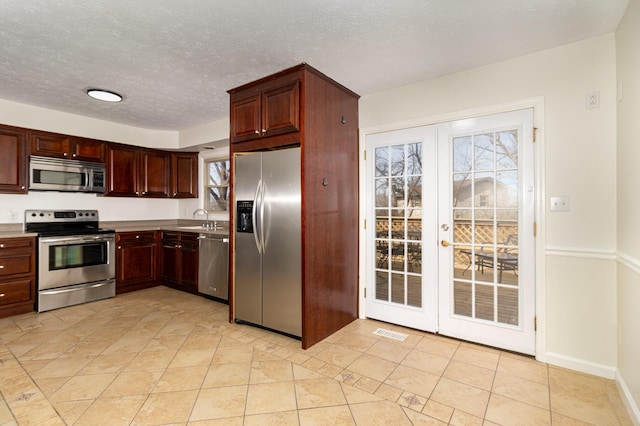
[545,352,616,379]
[616,370,640,426]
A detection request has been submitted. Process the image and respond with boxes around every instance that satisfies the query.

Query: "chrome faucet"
[192,208,210,229]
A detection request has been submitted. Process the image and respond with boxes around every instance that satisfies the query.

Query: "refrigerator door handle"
[260,180,266,253]
[252,179,262,253]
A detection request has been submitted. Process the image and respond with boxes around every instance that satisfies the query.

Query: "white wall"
[616,0,640,419]
[0,98,178,148]
[0,98,229,223]
[360,35,619,375]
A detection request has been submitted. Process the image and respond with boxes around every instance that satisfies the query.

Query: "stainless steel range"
[24,210,115,312]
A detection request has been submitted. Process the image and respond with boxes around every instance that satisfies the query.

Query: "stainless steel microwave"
[29,156,106,193]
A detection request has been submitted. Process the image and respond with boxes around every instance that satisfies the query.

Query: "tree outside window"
[205,158,230,211]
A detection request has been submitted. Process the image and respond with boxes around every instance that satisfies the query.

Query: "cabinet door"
[0,125,28,194]
[230,93,261,143]
[180,236,199,291]
[261,80,300,137]
[161,240,180,283]
[30,131,71,158]
[171,152,198,198]
[71,138,105,162]
[140,149,170,197]
[106,144,139,196]
[116,242,157,288]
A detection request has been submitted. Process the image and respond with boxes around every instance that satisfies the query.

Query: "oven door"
[38,234,115,290]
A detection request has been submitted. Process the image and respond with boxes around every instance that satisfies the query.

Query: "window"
[204,158,230,211]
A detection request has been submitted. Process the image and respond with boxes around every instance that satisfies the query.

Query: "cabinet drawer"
[0,253,33,276]
[0,278,33,306]
[116,231,156,244]
[0,237,35,251]
[162,231,180,241]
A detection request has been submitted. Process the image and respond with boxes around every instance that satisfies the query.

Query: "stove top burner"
[24,209,113,236]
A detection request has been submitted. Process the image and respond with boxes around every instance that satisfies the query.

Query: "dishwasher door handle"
[198,236,229,243]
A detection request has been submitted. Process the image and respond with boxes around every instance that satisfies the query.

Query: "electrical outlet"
[549,196,570,212]
[586,91,600,109]
[8,209,18,223]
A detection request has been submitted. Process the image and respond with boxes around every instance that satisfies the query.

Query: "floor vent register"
[372,328,408,341]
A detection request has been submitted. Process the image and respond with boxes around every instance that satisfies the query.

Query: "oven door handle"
[39,235,115,245]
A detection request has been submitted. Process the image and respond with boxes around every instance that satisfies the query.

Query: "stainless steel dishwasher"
[198,233,229,301]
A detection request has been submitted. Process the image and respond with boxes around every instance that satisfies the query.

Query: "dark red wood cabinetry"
[170,152,198,198]
[0,124,28,194]
[0,237,36,318]
[139,149,170,197]
[30,130,105,162]
[161,231,198,293]
[106,143,197,198]
[230,77,300,144]
[115,231,160,294]
[228,63,360,349]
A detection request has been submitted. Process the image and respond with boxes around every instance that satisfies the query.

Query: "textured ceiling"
[0,0,630,131]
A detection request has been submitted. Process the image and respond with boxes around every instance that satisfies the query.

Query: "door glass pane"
[391,145,405,176]
[376,271,389,301]
[375,147,389,176]
[496,130,518,169]
[474,134,494,171]
[375,178,389,207]
[453,136,472,172]
[451,127,521,326]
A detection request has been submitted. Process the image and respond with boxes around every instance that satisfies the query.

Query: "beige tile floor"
[0,286,633,425]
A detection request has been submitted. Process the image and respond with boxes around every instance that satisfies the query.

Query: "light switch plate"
[550,196,570,212]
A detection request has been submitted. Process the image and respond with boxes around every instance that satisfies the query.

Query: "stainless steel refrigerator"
[234,147,301,337]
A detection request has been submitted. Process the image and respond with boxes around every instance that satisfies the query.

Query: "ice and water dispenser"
[236,201,254,233]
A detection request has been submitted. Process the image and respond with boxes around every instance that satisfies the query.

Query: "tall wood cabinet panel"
[0,125,28,194]
[228,63,359,349]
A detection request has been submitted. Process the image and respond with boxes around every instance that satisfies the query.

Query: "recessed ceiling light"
[86,89,123,103]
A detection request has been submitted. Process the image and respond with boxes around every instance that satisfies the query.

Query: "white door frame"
[358,98,546,361]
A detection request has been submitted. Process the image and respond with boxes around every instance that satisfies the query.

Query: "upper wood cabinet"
[106,144,198,198]
[0,124,28,194]
[30,130,105,162]
[171,152,198,198]
[139,149,170,198]
[229,78,300,143]
[105,143,140,196]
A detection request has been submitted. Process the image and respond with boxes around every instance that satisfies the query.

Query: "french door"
[365,109,535,355]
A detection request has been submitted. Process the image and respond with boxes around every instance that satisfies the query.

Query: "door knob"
[441,240,450,247]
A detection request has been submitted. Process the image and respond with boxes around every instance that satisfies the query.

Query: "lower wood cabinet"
[115,231,160,294]
[0,237,36,318]
[161,231,198,293]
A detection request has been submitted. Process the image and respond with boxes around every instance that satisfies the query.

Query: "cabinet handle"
[21,186,25,190]
[0,293,5,298]
[262,129,266,133]
[0,244,3,248]
[117,246,122,249]
[0,265,4,269]
[136,235,140,239]
[63,152,68,157]
[142,191,147,195]
[72,153,77,158]
[254,130,260,134]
